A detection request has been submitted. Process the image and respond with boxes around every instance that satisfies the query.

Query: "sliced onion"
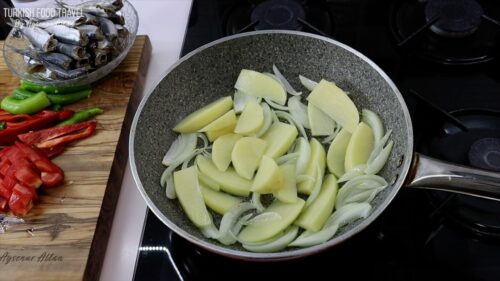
[256,102,273,137]
[265,98,290,111]
[272,64,301,96]
[243,226,299,253]
[271,109,279,124]
[218,203,255,245]
[288,96,310,129]
[294,137,310,175]
[165,175,176,199]
[336,175,388,209]
[181,148,204,169]
[275,110,308,139]
[362,109,384,144]
[299,75,318,91]
[276,152,299,165]
[338,164,367,183]
[289,223,339,248]
[162,133,197,166]
[198,170,220,191]
[245,212,282,226]
[200,223,220,239]
[365,140,394,175]
[251,192,265,212]
[367,129,392,164]
[234,90,257,113]
[232,213,253,236]
[305,166,323,207]
[321,125,341,144]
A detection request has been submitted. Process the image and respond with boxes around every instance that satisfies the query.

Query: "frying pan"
[129,30,500,260]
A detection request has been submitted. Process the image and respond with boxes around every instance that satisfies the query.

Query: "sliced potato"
[174,96,233,133]
[345,122,374,172]
[196,155,252,196]
[206,122,236,142]
[173,167,212,228]
[298,138,326,195]
[235,69,287,105]
[273,163,298,203]
[326,128,352,177]
[307,80,359,133]
[212,133,242,171]
[295,174,339,232]
[199,110,237,132]
[238,198,305,243]
[234,100,264,135]
[252,156,284,194]
[308,103,336,136]
[231,137,267,180]
[261,122,298,159]
[200,184,242,215]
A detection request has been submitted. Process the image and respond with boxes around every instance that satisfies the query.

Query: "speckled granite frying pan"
[130,31,500,260]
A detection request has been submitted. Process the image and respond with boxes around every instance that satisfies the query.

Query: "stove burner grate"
[425,0,484,38]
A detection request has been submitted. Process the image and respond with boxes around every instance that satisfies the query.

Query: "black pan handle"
[404,153,500,201]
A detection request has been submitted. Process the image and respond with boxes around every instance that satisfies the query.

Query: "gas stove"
[133,0,500,280]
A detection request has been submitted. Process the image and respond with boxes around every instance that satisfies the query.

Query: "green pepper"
[0,122,5,130]
[13,88,92,105]
[20,80,91,95]
[58,107,104,126]
[1,92,51,114]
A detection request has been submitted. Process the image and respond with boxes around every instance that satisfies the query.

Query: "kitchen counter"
[10,0,193,280]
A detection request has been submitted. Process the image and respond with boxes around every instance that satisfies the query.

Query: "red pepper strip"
[8,183,36,216]
[41,145,66,159]
[14,141,64,187]
[0,178,11,200]
[58,110,74,121]
[0,114,33,124]
[18,121,97,149]
[0,111,60,146]
[0,197,7,211]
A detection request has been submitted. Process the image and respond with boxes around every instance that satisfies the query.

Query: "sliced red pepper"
[0,178,12,200]
[58,110,74,121]
[0,110,60,146]
[0,197,7,212]
[8,184,36,216]
[14,142,64,187]
[18,121,97,149]
[41,145,66,159]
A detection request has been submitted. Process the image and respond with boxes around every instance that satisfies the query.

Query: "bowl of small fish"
[2,0,138,86]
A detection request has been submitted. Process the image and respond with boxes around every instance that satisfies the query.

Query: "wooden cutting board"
[0,35,151,281]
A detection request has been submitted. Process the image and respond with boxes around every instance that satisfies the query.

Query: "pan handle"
[404,153,500,201]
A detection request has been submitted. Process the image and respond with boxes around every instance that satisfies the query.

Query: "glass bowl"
[2,0,138,87]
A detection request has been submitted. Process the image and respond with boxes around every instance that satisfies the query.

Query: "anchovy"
[83,13,98,25]
[97,38,114,50]
[56,42,85,60]
[78,24,104,40]
[92,49,108,67]
[115,24,129,38]
[56,0,123,12]
[34,16,86,28]
[43,62,88,79]
[33,68,58,80]
[43,25,89,46]
[75,57,90,69]
[108,13,124,25]
[38,52,74,70]
[16,26,58,52]
[99,17,117,40]
[24,56,44,73]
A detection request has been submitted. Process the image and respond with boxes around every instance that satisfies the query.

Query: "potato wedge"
[252,156,284,194]
[345,122,374,171]
[298,138,326,195]
[235,69,287,105]
[232,137,267,180]
[174,96,233,133]
[196,155,252,196]
[212,133,242,171]
[273,163,298,203]
[238,198,305,243]
[326,128,352,177]
[173,167,212,228]
[307,80,359,133]
[295,174,339,232]
[261,122,298,159]
[234,100,264,135]
[200,184,242,215]
[199,110,237,132]
[308,103,336,136]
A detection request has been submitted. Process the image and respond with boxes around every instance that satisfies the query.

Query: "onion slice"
[276,152,299,165]
[242,226,299,252]
[365,140,394,175]
[362,109,384,144]
[305,166,323,207]
[338,164,367,183]
[275,110,308,139]
[294,137,310,175]
[321,125,341,144]
[251,192,265,212]
[367,129,392,164]
[272,64,302,96]
[217,203,255,245]
[162,133,197,166]
[255,102,273,137]
[336,175,387,209]
[245,212,282,226]
[288,96,310,129]
[299,75,318,91]
[265,98,290,111]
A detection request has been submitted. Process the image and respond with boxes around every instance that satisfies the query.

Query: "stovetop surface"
[134,0,500,280]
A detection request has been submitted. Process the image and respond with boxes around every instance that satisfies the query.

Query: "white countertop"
[12,0,193,280]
